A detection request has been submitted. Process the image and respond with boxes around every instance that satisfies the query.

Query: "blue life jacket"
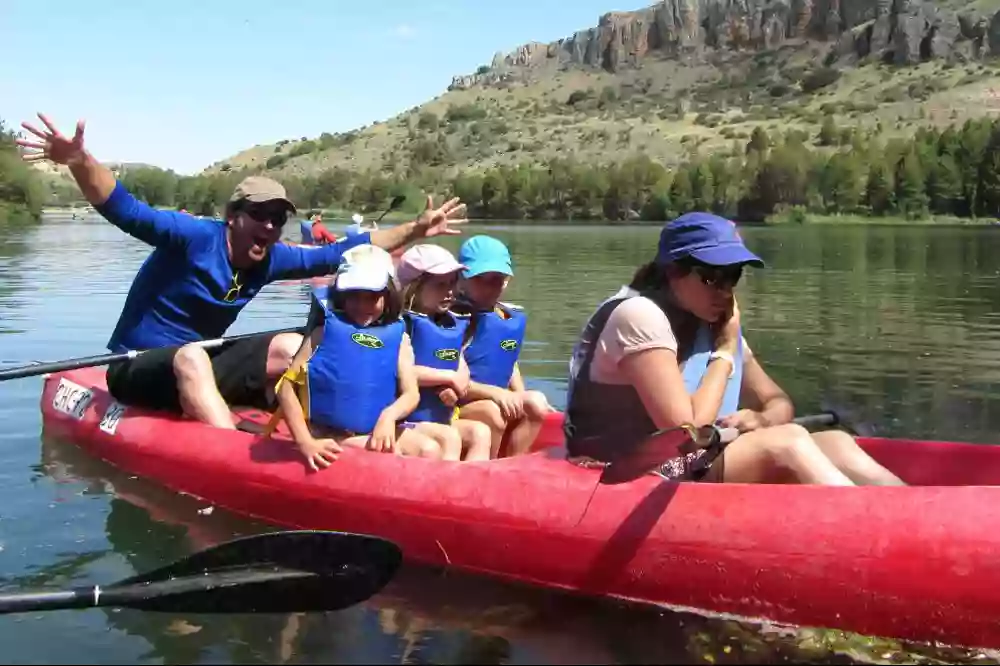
[404,310,471,424]
[306,286,404,434]
[299,219,314,244]
[681,324,744,418]
[463,303,527,388]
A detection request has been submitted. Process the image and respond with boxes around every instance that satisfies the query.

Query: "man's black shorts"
[105,333,280,413]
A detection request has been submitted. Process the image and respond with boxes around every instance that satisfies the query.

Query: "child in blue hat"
[452,235,553,458]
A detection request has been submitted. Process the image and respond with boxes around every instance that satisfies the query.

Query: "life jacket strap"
[263,363,311,436]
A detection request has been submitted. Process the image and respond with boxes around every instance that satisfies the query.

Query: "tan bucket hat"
[229,176,297,212]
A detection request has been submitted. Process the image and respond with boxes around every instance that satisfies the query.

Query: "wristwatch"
[709,350,735,378]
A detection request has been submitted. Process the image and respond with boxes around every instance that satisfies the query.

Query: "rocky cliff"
[450,0,1000,89]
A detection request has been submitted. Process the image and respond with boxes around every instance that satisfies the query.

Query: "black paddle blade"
[598,424,708,485]
[112,530,402,613]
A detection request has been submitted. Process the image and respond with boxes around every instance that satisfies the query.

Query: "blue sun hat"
[458,235,513,278]
[656,212,764,267]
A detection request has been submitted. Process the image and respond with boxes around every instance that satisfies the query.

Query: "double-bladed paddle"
[0,530,402,615]
[597,412,843,485]
[0,326,304,382]
[374,195,407,224]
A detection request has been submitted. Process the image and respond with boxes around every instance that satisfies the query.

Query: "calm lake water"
[1,212,999,664]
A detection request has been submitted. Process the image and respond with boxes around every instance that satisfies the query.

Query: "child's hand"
[368,416,397,454]
[491,388,524,421]
[438,387,459,407]
[297,437,342,472]
[448,370,470,397]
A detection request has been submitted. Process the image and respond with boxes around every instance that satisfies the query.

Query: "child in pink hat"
[397,244,492,462]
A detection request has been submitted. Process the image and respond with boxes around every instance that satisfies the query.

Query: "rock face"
[450,0,1000,89]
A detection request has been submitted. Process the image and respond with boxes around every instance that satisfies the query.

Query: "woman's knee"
[172,345,214,383]
[810,429,859,453]
[757,423,816,463]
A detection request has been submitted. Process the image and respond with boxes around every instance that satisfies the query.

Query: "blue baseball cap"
[458,235,513,278]
[656,212,764,268]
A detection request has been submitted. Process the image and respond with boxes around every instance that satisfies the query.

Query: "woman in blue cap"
[564,212,904,486]
[453,235,554,458]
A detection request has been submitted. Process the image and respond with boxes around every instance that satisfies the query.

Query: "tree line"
[0,119,45,221]
[119,116,1000,223]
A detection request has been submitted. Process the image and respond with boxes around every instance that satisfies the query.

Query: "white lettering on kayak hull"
[99,402,126,435]
[51,378,94,420]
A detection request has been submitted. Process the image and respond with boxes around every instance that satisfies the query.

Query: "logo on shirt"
[351,332,384,349]
[435,348,460,362]
[500,339,519,352]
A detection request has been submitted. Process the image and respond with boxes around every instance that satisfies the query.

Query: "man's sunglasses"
[241,203,289,227]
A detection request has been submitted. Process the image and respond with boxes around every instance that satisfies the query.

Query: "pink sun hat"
[397,244,467,286]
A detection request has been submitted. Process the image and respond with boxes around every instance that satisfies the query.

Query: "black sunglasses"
[691,265,743,289]
[241,203,289,227]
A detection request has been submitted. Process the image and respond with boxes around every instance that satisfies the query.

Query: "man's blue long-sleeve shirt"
[97,181,371,352]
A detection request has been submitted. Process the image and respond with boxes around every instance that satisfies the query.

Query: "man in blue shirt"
[18,113,466,430]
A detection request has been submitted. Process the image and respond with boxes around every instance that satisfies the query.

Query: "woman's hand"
[714,297,741,354]
[297,437,342,472]
[368,416,397,453]
[717,409,768,433]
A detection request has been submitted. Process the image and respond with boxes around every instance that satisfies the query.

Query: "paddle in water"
[597,412,842,485]
[0,530,402,615]
[0,326,304,383]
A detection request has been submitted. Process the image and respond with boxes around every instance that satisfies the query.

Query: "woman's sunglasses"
[691,265,743,289]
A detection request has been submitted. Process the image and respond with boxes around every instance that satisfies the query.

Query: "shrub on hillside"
[801,67,841,93]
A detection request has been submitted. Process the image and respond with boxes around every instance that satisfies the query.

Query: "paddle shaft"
[0,568,313,614]
[0,326,304,381]
[716,411,840,444]
[374,195,406,224]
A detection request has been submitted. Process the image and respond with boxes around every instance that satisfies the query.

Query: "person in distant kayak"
[452,236,555,458]
[309,213,337,245]
[274,245,460,470]
[345,213,375,239]
[299,213,315,244]
[397,244,493,462]
[564,212,905,486]
[16,113,467,430]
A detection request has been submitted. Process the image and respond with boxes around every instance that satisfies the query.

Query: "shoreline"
[24,206,999,228]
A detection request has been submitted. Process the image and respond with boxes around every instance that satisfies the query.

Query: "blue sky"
[2,0,648,175]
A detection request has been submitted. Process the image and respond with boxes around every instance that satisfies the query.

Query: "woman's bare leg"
[809,430,906,485]
[718,424,855,485]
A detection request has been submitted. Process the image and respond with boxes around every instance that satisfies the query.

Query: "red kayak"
[39,367,1000,650]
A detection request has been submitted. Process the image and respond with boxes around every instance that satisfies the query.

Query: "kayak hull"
[39,367,1000,649]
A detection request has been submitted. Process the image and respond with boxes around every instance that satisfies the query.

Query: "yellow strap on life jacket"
[263,363,311,436]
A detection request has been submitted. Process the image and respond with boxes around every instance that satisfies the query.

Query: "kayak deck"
[40,367,1000,650]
